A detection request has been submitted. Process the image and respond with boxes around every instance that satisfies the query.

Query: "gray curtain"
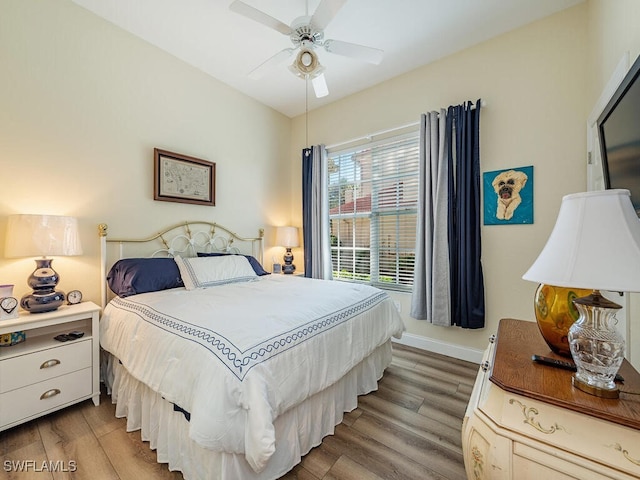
[411,101,485,329]
[302,145,333,280]
[410,111,451,325]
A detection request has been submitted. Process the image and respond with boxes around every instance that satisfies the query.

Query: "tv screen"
[597,54,640,217]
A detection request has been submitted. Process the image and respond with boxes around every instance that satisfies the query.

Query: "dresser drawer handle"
[40,359,61,369]
[40,389,61,400]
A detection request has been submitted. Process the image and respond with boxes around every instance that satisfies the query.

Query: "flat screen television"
[597,54,640,217]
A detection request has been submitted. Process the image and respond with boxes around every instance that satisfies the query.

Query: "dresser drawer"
[0,367,92,428]
[502,391,640,477]
[0,339,91,393]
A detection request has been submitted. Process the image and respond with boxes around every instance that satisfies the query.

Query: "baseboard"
[392,332,484,364]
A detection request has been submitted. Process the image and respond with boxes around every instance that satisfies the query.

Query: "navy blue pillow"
[107,258,184,297]
[196,252,270,276]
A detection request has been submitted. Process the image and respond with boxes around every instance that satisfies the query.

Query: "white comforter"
[100,275,405,472]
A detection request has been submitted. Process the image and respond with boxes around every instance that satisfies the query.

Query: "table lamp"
[5,214,83,313]
[275,226,299,274]
[523,190,640,398]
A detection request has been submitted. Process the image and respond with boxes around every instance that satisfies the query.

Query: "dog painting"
[483,166,533,225]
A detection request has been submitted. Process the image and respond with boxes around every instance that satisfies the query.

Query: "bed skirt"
[102,340,393,480]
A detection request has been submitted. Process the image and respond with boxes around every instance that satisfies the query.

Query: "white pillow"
[174,255,257,290]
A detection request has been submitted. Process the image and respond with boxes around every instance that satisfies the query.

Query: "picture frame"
[483,165,534,225]
[154,148,216,206]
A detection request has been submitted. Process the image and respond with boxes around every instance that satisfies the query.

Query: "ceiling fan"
[229,0,384,98]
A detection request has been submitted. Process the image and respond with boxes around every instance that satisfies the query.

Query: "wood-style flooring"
[1,344,478,480]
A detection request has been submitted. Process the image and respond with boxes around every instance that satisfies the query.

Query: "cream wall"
[290,4,589,361]
[586,0,640,367]
[0,0,291,306]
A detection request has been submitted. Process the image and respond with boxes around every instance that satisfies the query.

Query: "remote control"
[532,354,624,382]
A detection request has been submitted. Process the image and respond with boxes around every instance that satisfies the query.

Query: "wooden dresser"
[462,318,640,480]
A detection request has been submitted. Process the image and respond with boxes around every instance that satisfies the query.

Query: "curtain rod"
[325,121,418,150]
[325,99,486,151]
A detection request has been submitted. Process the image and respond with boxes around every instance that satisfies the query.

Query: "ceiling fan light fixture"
[291,48,322,77]
[301,51,313,67]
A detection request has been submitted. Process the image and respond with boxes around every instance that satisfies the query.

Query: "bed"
[98,221,405,480]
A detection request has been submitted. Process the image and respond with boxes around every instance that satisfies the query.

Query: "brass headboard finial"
[99,224,108,237]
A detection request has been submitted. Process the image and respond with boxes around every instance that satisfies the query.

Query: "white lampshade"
[522,189,640,292]
[5,214,83,258]
[275,226,299,248]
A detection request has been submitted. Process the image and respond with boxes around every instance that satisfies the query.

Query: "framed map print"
[154,148,215,206]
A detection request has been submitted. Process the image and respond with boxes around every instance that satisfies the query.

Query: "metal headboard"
[99,221,264,308]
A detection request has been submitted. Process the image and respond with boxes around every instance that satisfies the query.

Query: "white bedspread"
[100,275,405,472]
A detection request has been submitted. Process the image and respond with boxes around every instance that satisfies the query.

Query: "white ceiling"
[71,0,583,118]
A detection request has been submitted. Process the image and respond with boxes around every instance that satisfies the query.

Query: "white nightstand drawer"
[0,367,92,428]
[0,339,91,393]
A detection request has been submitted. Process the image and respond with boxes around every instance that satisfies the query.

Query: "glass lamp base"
[571,375,619,399]
[568,290,624,399]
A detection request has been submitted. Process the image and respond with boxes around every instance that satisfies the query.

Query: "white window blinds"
[328,132,420,292]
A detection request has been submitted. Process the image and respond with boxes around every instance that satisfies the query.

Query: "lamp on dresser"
[5,214,83,313]
[275,226,299,274]
[523,189,640,398]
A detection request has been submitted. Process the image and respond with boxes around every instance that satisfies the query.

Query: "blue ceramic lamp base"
[282,248,296,274]
[21,258,65,313]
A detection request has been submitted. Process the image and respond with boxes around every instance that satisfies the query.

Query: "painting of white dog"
[492,169,528,220]
[483,166,533,224]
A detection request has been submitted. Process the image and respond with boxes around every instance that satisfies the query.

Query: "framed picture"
[483,165,533,225]
[154,148,215,206]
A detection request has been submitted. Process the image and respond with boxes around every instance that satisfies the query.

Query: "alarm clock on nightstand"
[0,296,18,320]
[0,284,23,347]
[66,290,83,305]
[0,284,19,321]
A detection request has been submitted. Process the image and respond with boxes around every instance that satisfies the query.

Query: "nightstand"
[0,302,101,431]
[462,318,640,479]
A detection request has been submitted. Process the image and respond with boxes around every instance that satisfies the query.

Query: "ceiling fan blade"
[323,39,384,64]
[310,0,348,30]
[312,73,329,98]
[248,48,295,80]
[229,1,292,35]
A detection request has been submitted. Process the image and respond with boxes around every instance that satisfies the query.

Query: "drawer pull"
[40,359,61,369]
[40,389,61,400]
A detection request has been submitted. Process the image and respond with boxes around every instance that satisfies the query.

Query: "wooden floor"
[1,344,478,480]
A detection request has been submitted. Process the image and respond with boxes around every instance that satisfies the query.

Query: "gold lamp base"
[534,284,591,357]
[571,375,619,399]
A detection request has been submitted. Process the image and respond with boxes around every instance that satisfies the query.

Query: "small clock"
[66,290,83,305]
[0,296,18,315]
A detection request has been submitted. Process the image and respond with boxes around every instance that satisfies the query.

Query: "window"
[328,133,419,292]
